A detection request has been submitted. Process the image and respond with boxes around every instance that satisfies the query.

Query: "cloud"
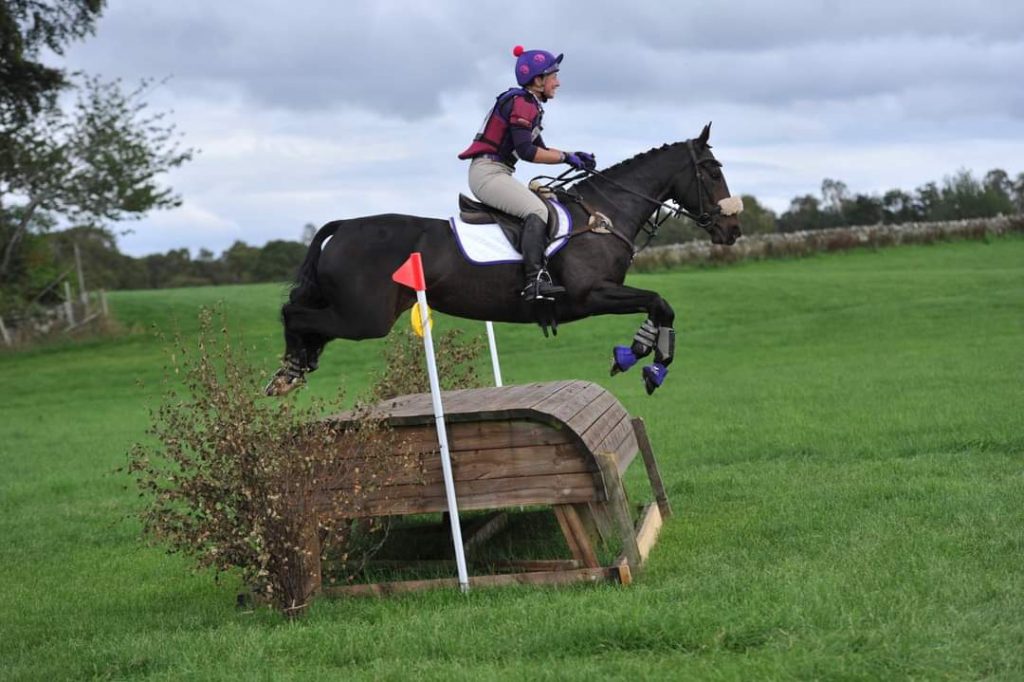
[53,0,1024,255]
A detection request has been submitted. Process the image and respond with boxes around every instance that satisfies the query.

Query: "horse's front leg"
[582,285,677,394]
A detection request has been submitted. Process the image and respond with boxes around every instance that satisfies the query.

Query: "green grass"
[1,237,1022,680]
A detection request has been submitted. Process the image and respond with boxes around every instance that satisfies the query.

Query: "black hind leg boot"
[520,214,565,302]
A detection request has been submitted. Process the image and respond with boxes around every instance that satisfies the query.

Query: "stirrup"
[521,270,565,302]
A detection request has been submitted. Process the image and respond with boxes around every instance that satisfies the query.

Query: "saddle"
[458,192,561,249]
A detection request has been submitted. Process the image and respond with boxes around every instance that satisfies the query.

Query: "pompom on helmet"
[512,45,563,86]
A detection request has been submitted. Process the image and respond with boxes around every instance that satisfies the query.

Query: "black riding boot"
[520,214,565,302]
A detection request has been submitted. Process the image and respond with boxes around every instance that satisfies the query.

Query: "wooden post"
[63,281,75,326]
[631,417,673,518]
[594,452,641,570]
[0,315,11,346]
[553,504,600,568]
[100,290,109,317]
[73,242,88,305]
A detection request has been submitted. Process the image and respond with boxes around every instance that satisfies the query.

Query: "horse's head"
[668,123,742,245]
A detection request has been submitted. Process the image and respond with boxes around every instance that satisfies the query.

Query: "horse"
[266,123,742,397]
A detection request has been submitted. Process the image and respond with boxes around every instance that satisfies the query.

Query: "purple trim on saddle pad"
[449,199,573,266]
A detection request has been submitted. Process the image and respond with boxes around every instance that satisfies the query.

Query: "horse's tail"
[288,221,339,306]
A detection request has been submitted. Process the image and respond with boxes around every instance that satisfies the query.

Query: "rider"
[459,45,597,302]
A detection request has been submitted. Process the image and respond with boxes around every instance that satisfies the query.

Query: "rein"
[531,140,721,252]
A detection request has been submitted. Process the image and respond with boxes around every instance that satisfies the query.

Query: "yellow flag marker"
[410,303,433,338]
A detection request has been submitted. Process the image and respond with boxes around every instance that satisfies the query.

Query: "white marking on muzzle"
[718,196,744,216]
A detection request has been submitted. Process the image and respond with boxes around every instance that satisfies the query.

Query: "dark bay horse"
[266,124,742,396]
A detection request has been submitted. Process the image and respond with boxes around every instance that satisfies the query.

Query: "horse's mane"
[598,141,689,177]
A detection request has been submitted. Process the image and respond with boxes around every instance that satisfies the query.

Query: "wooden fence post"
[63,281,75,326]
[0,316,11,347]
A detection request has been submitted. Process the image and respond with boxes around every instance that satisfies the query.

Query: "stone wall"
[632,214,1024,271]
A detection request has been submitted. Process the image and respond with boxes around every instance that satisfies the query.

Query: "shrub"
[127,307,484,615]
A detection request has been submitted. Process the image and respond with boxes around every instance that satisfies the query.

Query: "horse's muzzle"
[710,222,741,246]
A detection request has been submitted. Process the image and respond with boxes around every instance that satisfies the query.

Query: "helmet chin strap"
[527,84,549,102]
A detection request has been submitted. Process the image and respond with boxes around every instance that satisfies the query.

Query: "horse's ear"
[698,122,712,146]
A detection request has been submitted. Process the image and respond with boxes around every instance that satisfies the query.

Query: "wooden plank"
[593,412,639,475]
[634,503,663,565]
[368,559,580,572]
[587,501,615,548]
[577,394,628,453]
[463,512,510,555]
[316,472,601,517]
[320,442,592,488]
[362,382,575,423]
[553,504,599,568]
[530,381,607,425]
[325,419,575,458]
[594,452,641,570]
[631,417,672,518]
[447,420,575,450]
[614,557,633,586]
[450,381,570,413]
[319,445,595,488]
[319,471,600,501]
[450,444,593,481]
[567,390,620,441]
[322,566,624,598]
[571,503,600,547]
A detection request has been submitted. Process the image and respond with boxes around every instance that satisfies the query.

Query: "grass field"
[1,237,1022,680]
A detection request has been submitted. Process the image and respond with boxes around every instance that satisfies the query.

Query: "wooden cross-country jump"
[304,380,672,598]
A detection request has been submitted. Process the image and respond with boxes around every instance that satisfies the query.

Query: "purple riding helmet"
[513,45,563,86]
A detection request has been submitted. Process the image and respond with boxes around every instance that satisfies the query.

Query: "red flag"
[392,252,426,291]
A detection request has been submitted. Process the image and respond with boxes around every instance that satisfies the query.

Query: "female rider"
[458,45,596,302]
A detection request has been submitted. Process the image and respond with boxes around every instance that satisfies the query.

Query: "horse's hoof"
[611,346,638,376]
[264,371,305,397]
[642,363,668,395]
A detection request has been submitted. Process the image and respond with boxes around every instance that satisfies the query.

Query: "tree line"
[658,167,1024,243]
[13,162,1019,314]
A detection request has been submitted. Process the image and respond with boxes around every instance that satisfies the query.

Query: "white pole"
[418,289,470,592]
[485,321,503,387]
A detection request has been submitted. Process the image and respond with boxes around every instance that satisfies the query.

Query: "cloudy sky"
[57,0,1024,256]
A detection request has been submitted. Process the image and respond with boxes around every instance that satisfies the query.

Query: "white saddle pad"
[449,199,574,265]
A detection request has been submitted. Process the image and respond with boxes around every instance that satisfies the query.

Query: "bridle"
[533,140,725,252]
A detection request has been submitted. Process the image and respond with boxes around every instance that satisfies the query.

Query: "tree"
[254,240,307,282]
[222,241,260,283]
[2,2,193,318]
[777,195,823,232]
[1013,173,1024,213]
[735,194,777,235]
[913,181,943,221]
[1,0,105,127]
[881,189,919,224]
[843,194,884,226]
[1,76,194,300]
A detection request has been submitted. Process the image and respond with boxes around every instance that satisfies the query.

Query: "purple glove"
[565,151,596,171]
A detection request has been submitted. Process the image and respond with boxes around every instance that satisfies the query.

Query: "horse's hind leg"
[266,302,402,396]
